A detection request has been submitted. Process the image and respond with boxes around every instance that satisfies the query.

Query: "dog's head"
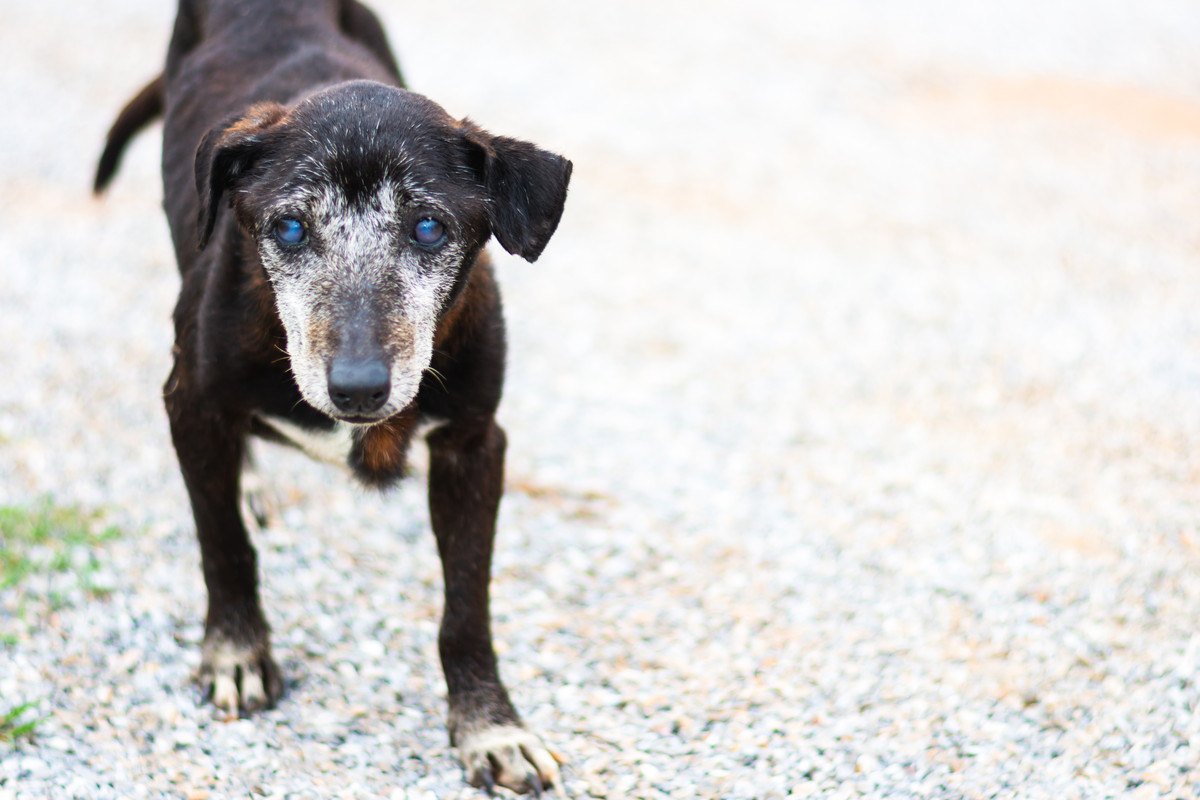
[195,80,572,423]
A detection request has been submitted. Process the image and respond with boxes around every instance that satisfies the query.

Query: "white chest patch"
[257,414,354,466]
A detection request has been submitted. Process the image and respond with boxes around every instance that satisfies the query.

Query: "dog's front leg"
[166,384,282,715]
[428,419,561,794]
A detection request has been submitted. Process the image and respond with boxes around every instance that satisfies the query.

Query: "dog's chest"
[257,414,354,465]
[255,409,417,486]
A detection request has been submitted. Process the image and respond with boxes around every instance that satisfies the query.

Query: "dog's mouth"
[335,412,391,426]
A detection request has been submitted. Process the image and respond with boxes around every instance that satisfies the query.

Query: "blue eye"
[413,217,445,247]
[273,217,307,246]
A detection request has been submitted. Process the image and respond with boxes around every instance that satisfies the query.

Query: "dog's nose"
[328,357,390,415]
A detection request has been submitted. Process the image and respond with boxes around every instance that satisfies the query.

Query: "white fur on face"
[256,180,465,422]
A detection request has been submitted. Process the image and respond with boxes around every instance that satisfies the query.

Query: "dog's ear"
[195,102,288,250]
[461,122,573,262]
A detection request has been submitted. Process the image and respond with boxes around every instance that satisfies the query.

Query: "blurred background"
[1,1,1199,798]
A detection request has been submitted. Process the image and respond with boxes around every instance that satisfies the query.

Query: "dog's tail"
[93,74,164,195]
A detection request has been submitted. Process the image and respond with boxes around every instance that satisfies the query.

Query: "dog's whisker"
[424,365,449,393]
[270,342,296,368]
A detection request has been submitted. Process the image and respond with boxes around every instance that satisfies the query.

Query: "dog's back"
[93,1,402,208]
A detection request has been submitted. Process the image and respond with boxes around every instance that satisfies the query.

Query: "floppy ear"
[462,122,573,262]
[194,102,288,250]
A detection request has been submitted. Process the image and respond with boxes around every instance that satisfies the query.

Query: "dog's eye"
[412,217,446,247]
[273,217,307,246]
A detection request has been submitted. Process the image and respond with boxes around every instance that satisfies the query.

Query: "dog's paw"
[200,636,282,716]
[457,724,563,795]
[240,466,276,531]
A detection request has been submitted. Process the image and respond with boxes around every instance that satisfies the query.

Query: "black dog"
[94,1,571,792]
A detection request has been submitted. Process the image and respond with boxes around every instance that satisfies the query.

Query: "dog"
[93,1,572,793]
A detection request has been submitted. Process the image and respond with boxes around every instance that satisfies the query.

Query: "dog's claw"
[238,667,267,710]
[210,670,239,713]
[459,725,561,795]
[521,745,547,796]
[244,493,271,529]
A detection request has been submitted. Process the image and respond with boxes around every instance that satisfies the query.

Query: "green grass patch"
[0,498,122,640]
[0,702,42,743]
[0,500,118,744]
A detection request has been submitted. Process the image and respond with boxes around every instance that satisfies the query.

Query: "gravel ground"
[3,1,1200,798]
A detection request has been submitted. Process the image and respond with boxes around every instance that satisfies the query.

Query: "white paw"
[456,724,564,795]
[200,637,282,716]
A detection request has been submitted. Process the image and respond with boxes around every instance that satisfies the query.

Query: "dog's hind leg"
[427,419,562,794]
[240,446,275,532]
[165,371,282,715]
